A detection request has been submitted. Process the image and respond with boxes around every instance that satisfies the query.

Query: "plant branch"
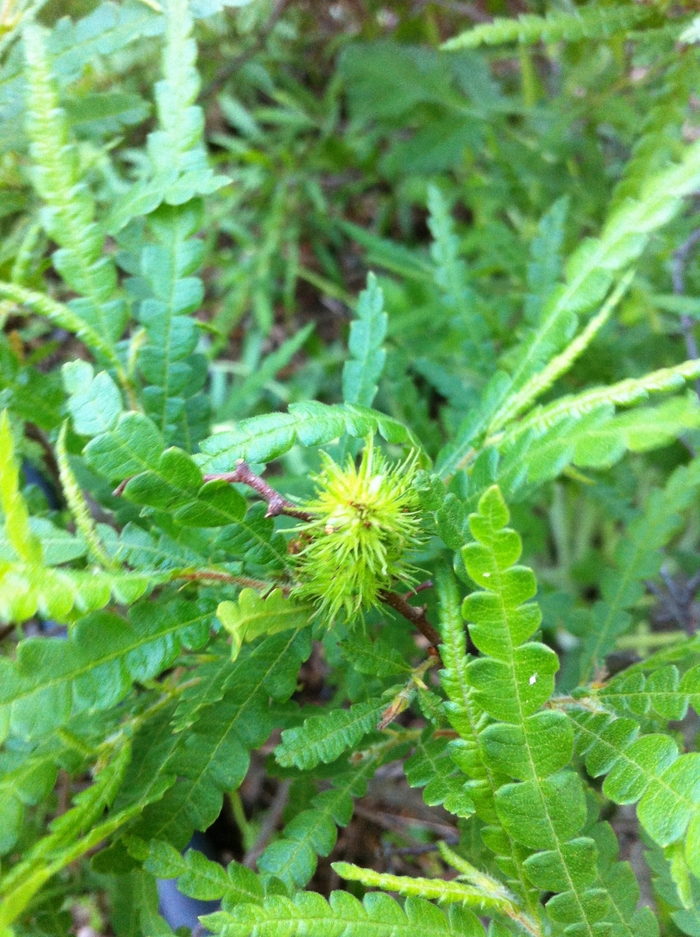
[379,588,442,649]
[203,461,314,521]
[243,779,291,869]
[175,569,282,593]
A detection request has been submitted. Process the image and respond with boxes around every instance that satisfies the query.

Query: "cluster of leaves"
[1,0,700,936]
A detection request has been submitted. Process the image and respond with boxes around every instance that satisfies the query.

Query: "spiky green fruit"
[292,438,422,623]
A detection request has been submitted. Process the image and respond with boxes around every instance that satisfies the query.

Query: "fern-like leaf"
[342,272,387,409]
[0,599,213,743]
[404,731,475,818]
[427,185,487,355]
[23,23,126,349]
[435,566,539,910]
[275,695,396,770]
[443,4,654,50]
[595,665,700,721]
[217,589,312,660]
[458,487,628,937]
[144,840,263,906]
[576,457,700,681]
[0,741,174,929]
[258,755,382,888]
[198,401,424,471]
[572,711,700,879]
[108,0,228,231]
[201,890,484,937]
[121,630,310,850]
[333,861,515,915]
[134,200,210,445]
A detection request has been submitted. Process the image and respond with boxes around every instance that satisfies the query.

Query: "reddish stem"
[203,461,313,522]
[379,588,442,651]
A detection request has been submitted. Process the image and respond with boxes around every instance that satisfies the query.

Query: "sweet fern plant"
[1,0,700,935]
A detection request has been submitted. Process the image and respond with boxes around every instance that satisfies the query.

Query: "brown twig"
[203,461,314,521]
[382,838,460,858]
[353,802,459,840]
[404,579,434,600]
[113,459,314,522]
[379,588,442,649]
[243,779,291,869]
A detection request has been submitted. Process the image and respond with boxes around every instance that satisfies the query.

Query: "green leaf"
[0,742,174,929]
[340,633,412,677]
[107,0,228,231]
[144,841,263,906]
[0,516,85,566]
[342,273,387,409]
[443,5,654,49]
[217,589,312,660]
[0,599,212,743]
[574,711,700,876]
[24,24,126,350]
[84,411,164,480]
[197,401,424,471]
[427,185,486,354]
[404,733,475,818]
[63,361,123,436]
[453,487,623,936]
[334,861,513,913]
[275,695,396,770]
[219,322,314,420]
[65,90,150,137]
[596,665,700,721]
[202,891,484,937]
[578,457,700,681]
[258,758,379,888]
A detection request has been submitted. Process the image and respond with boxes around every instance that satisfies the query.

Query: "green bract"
[293,438,423,623]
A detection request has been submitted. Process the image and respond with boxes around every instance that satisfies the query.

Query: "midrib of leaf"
[495,358,700,449]
[489,562,601,937]
[601,688,687,705]
[437,571,537,912]
[260,757,377,884]
[572,719,690,812]
[489,272,633,433]
[598,871,640,937]
[579,542,643,685]
[158,222,192,433]
[0,607,212,713]
[24,25,116,347]
[506,142,700,395]
[0,282,122,373]
[0,773,172,927]
[145,631,301,840]
[211,508,288,568]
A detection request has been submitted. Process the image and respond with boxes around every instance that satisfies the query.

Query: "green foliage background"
[1,0,700,934]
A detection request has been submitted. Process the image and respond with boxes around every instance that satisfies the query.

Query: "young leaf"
[443,4,654,49]
[217,589,312,660]
[198,401,423,471]
[275,695,397,771]
[24,23,127,350]
[201,890,485,937]
[342,272,387,409]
